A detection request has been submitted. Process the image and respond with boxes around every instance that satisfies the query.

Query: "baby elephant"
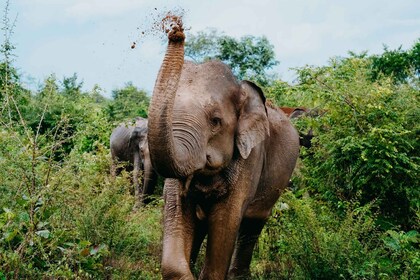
[110,117,157,208]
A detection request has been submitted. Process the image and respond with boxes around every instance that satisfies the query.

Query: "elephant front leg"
[162,179,196,280]
[199,201,243,280]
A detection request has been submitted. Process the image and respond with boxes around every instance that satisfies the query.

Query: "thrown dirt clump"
[130,8,187,49]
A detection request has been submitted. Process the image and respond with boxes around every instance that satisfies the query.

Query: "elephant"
[279,106,307,118]
[110,117,158,208]
[146,17,300,279]
[280,107,314,149]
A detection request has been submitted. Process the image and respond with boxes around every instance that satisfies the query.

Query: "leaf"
[2,208,15,220]
[79,240,91,248]
[405,230,419,243]
[36,221,49,229]
[3,229,17,242]
[18,212,30,223]
[36,229,50,239]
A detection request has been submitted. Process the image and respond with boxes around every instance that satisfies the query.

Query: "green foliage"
[185,28,220,62]
[370,40,420,83]
[106,82,150,122]
[0,15,160,274]
[268,55,419,230]
[0,99,162,279]
[382,230,420,277]
[185,29,278,85]
[253,192,419,279]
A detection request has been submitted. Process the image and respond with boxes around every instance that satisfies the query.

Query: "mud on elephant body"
[110,117,158,208]
[148,18,300,279]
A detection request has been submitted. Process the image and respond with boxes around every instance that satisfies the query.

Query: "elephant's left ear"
[236,81,270,159]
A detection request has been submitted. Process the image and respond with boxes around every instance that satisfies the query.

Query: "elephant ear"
[236,81,270,159]
[289,108,307,119]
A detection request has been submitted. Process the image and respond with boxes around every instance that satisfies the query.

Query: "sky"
[2,0,419,98]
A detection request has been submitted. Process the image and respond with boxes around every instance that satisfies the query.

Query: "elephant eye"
[211,117,222,127]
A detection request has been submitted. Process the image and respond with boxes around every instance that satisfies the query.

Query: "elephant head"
[129,117,148,163]
[110,117,157,208]
[148,19,269,180]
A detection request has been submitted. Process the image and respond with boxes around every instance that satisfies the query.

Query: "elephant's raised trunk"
[147,16,191,178]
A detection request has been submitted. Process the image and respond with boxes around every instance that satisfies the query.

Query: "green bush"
[268,56,419,229]
[0,124,163,278]
[0,71,161,278]
[253,192,419,279]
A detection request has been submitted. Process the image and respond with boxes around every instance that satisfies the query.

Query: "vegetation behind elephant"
[110,117,158,208]
[147,17,300,279]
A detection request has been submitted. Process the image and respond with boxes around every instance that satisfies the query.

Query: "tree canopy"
[185,29,278,85]
[106,82,150,122]
[369,40,420,83]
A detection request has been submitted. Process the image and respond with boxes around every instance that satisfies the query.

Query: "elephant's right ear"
[236,81,270,159]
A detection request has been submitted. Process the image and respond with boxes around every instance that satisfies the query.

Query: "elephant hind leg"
[228,218,267,279]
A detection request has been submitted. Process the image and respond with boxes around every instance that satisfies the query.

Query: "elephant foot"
[227,268,251,280]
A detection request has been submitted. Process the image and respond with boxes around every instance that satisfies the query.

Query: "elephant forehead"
[180,61,238,89]
[175,89,219,110]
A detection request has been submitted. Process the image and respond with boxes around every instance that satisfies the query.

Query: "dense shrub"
[0,127,163,278]
[253,192,419,279]
[0,73,162,278]
[268,56,419,230]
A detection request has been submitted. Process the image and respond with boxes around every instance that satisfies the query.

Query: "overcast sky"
[3,0,419,98]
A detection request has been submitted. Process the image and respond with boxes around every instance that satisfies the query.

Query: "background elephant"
[280,106,314,149]
[147,18,300,279]
[110,117,158,208]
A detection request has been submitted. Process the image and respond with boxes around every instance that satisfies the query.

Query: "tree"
[60,73,84,99]
[369,40,420,83]
[185,29,278,85]
[106,82,150,122]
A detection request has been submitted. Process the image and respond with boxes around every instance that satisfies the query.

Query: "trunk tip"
[161,13,185,42]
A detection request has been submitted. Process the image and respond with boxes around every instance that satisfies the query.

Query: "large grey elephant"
[110,117,157,208]
[147,18,299,279]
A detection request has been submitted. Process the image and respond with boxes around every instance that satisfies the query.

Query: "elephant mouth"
[196,164,222,177]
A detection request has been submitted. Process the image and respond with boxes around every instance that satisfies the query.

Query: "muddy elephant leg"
[228,218,267,279]
[132,151,143,210]
[162,179,196,280]
[199,201,243,280]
